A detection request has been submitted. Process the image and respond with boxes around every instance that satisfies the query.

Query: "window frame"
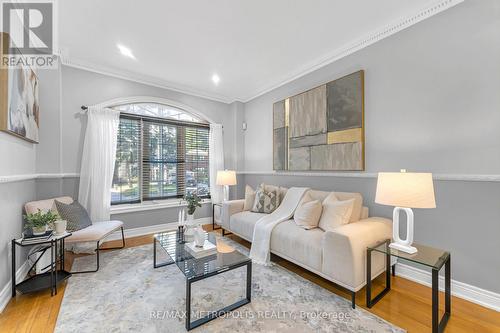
[111,108,210,206]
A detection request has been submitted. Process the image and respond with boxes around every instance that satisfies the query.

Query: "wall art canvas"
[0,33,40,143]
[273,70,364,171]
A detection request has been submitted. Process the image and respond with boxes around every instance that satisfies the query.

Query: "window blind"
[112,112,210,204]
[111,116,141,204]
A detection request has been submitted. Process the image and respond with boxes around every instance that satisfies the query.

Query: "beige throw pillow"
[294,200,322,230]
[243,185,256,211]
[318,198,355,232]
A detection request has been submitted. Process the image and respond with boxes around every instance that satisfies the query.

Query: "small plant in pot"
[184,192,202,220]
[24,209,60,236]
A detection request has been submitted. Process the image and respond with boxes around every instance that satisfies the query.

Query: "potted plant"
[24,209,60,236]
[184,192,202,220]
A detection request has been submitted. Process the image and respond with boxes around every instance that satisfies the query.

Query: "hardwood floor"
[1,228,498,333]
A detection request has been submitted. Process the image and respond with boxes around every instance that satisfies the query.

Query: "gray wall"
[240,0,500,293]
[0,181,36,295]
[0,67,47,293]
[34,65,239,227]
[1,63,239,291]
[244,0,500,174]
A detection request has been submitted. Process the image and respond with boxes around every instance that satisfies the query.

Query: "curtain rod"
[79,105,213,128]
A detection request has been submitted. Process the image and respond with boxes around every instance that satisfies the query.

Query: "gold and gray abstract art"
[273,70,364,171]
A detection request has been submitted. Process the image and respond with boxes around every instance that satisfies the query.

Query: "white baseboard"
[103,217,213,242]
[395,263,500,312]
[0,261,30,313]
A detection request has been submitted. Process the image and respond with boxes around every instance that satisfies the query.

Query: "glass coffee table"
[366,239,450,333]
[153,231,252,331]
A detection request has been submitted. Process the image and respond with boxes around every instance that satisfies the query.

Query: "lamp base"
[389,242,418,254]
[222,185,229,202]
[391,206,418,254]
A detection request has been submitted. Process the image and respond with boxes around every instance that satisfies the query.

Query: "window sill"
[110,198,212,215]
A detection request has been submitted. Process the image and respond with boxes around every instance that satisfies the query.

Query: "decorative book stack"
[21,230,54,244]
[185,241,217,258]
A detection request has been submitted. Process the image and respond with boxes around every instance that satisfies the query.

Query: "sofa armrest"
[322,217,392,291]
[220,199,245,229]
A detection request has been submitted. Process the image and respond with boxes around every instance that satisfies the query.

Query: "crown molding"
[237,171,500,182]
[56,0,463,105]
[59,56,235,104]
[240,0,464,102]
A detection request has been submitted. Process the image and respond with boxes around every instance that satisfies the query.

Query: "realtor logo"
[1,0,57,68]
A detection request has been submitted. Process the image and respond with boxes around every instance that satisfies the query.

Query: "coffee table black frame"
[366,239,451,333]
[153,231,252,331]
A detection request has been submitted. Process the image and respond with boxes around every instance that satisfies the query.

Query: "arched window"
[111,102,210,204]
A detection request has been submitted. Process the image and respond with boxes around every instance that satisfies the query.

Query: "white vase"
[194,225,206,247]
[187,214,194,221]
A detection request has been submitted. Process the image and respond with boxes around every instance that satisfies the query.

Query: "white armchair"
[24,196,125,273]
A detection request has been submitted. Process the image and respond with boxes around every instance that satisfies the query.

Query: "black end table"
[212,203,222,230]
[366,239,451,333]
[12,232,72,297]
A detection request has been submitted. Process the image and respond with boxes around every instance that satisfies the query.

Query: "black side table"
[212,203,222,230]
[366,239,451,333]
[12,232,72,297]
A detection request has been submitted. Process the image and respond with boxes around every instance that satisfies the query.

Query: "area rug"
[55,236,404,333]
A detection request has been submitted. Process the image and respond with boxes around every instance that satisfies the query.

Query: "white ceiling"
[59,0,459,103]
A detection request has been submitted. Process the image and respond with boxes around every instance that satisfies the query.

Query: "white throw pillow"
[243,185,256,211]
[294,200,323,230]
[318,198,355,232]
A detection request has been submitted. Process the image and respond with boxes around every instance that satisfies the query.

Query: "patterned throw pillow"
[54,200,93,232]
[251,188,279,214]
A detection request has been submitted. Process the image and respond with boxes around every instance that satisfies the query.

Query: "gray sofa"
[221,188,393,308]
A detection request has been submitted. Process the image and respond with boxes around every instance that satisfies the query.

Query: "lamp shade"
[216,170,237,186]
[375,172,436,208]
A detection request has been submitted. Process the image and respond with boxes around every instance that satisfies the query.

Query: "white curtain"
[209,123,224,203]
[78,106,119,222]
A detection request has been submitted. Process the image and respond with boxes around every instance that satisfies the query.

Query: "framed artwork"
[273,70,364,171]
[0,33,40,143]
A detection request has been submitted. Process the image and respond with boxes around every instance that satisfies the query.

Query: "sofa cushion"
[294,200,322,230]
[251,188,280,213]
[308,190,363,222]
[318,198,355,232]
[261,184,288,203]
[243,185,256,211]
[271,220,324,271]
[55,200,93,232]
[25,196,73,214]
[65,220,123,243]
[230,211,267,240]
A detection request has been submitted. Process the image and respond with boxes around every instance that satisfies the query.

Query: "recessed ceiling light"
[117,44,136,60]
[212,74,220,85]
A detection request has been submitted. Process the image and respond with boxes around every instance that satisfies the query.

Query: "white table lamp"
[375,170,436,254]
[216,170,237,202]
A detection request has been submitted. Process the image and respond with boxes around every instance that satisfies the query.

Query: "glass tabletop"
[368,240,450,270]
[154,231,251,280]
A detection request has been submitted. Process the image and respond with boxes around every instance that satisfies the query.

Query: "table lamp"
[375,170,436,254]
[216,170,237,202]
